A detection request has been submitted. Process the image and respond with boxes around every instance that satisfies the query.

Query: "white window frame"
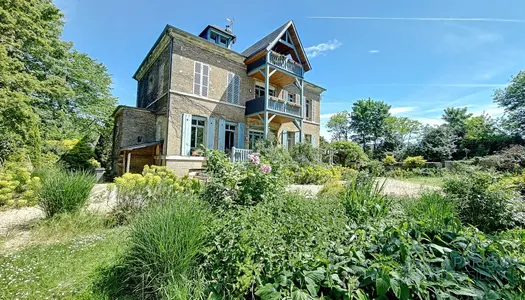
[305,99,312,121]
[193,61,210,97]
[248,130,264,149]
[224,122,237,151]
[255,84,275,98]
[190,116,207,150]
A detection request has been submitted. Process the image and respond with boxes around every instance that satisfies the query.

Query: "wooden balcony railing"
[245,96,302,118]
[268,51,303,77]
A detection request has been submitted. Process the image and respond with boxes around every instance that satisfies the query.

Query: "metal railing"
[268,51,303,77]
[268,97,301,117]
[230,147,253,163]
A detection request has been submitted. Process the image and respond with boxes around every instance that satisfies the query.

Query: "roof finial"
[226,17,234,33]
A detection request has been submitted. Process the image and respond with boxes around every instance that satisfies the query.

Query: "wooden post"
[126,152,131,173]
[264,53,270,139]
[122,151,126,175]
[299,79,304,143]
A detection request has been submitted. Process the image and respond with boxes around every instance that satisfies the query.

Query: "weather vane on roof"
[226,17,235,33]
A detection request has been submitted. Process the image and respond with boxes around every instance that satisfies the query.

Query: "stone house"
[112,20,325,176]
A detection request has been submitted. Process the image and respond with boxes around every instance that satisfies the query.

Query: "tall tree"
[419,125,458,161]
[442,107,472,137]
[350,98,391,149]
[494,70,525,134]
[326,111,351,141]
[0,0,116,165]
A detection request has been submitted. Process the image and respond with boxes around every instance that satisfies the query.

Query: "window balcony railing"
[268,51,303,77]
[245,96,301,118]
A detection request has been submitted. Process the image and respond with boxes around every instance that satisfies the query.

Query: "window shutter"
[312,100,315,122]
[181,113,192,156]
[294,131,300,144]
[296,93,300,104]
[282,89,288,100]
[226,72,234,103]
[281,130,288,148]
[237,122,245,148]
[233,75,240,104]
[193,62,201,95]
[218,119,225,151]
[312,135,316,146]
[202,64,209,97]
[207,117,216,149]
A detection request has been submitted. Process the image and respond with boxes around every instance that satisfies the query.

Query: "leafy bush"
[202,150,284,209]
[317,179,345,198]
[341,173,390,223]
[478,145,525,173]
[38,167,96,217]
[444,172,519,232]
[0,162,39,207]
[382,154,397,166]
[329,140,368,168]
[254,135,293,169]
[289,142,319,165]
[361,159,385,175]
[59,137,98,171]
[112,193,209,298]
[403,155,426,168]
[110,165,202,222]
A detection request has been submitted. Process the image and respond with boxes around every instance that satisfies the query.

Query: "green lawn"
[398,176,445,187]
[0,214,127,299]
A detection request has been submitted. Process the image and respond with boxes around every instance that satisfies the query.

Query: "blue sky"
[54,0,525,139]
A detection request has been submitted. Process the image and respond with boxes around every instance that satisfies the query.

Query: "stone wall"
[137,44,170,110]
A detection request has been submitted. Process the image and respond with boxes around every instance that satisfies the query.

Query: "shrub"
[289,142,319,165]
[292,164,342,185]
[0,162,39,207]
[479,145,525,173]
[317,179,345,198]
[111,165,202,222]
[329,140,368,168]
[444,172,518,232]
[403,155,426,168]
[38,167,96,217]
[382,154,397,166]
[116,193,209,298]
[202,150,285,209]
[254,135,293,169]
[60,137,97,171]
[362,159,385,175]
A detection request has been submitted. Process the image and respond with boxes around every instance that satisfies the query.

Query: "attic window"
[208,30,230,48]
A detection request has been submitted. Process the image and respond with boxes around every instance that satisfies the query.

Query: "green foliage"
[110,165,202,223]
[478,145,525,173]
[291,164,345,185]
[59,136,98,171]
[330,140,369,168]
[382,154,397,166]
[254,134,293,169]
[317,179,345,198]
[419,125,458,161]
[494,70,525,133]
[401,191,456,231]
[37,167,96,217]
[289,142,319,165]
[402,155,426,168]
[108,194,209,298]
[341,173,390,223]
[203,150,285,209]
[0,162,39,207]
[326,110,351,141]
[350,98,391,148]
[444,172,519,232]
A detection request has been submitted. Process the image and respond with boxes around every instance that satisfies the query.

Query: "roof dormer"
[199,25,236,49]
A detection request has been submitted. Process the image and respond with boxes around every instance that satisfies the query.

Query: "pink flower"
[248,154,260,165]
[260,164,272,173]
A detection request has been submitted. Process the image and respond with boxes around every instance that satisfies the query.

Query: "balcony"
[245,96,301,118]
[268,51,303,77]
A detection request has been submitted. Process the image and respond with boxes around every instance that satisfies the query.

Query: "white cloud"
[368,50,380,54]
[306,16,525,23]
[390,106,416,115]
[320,113,336,119]
[305,40,342,58]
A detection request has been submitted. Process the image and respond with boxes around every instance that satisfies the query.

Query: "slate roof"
[241,21,291,58]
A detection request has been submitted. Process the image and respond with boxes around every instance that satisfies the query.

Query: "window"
[190,116,206,150]
[305,134,312,144]
[227,72,240,104]
[249,131,263,149]
[193,62,209,97]
[305,99,312,120]
[287,132,295,150]
[255,84,275,98]
[219,36,228,46]
[225,123,236,152]
[288,94,295,102]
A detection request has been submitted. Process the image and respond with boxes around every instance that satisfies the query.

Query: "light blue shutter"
[281,130,288,148]
[207,117,216,149]
[202,64,209,97]
[193,62,201,95]
[226,73,234,103]
[181,113,192,156]
[312,135,316,147]
[237,122,245,148]
[294,131,300,144]
[218,119,225,151]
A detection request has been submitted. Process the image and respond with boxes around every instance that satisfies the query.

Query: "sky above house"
[54,0,525,139]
